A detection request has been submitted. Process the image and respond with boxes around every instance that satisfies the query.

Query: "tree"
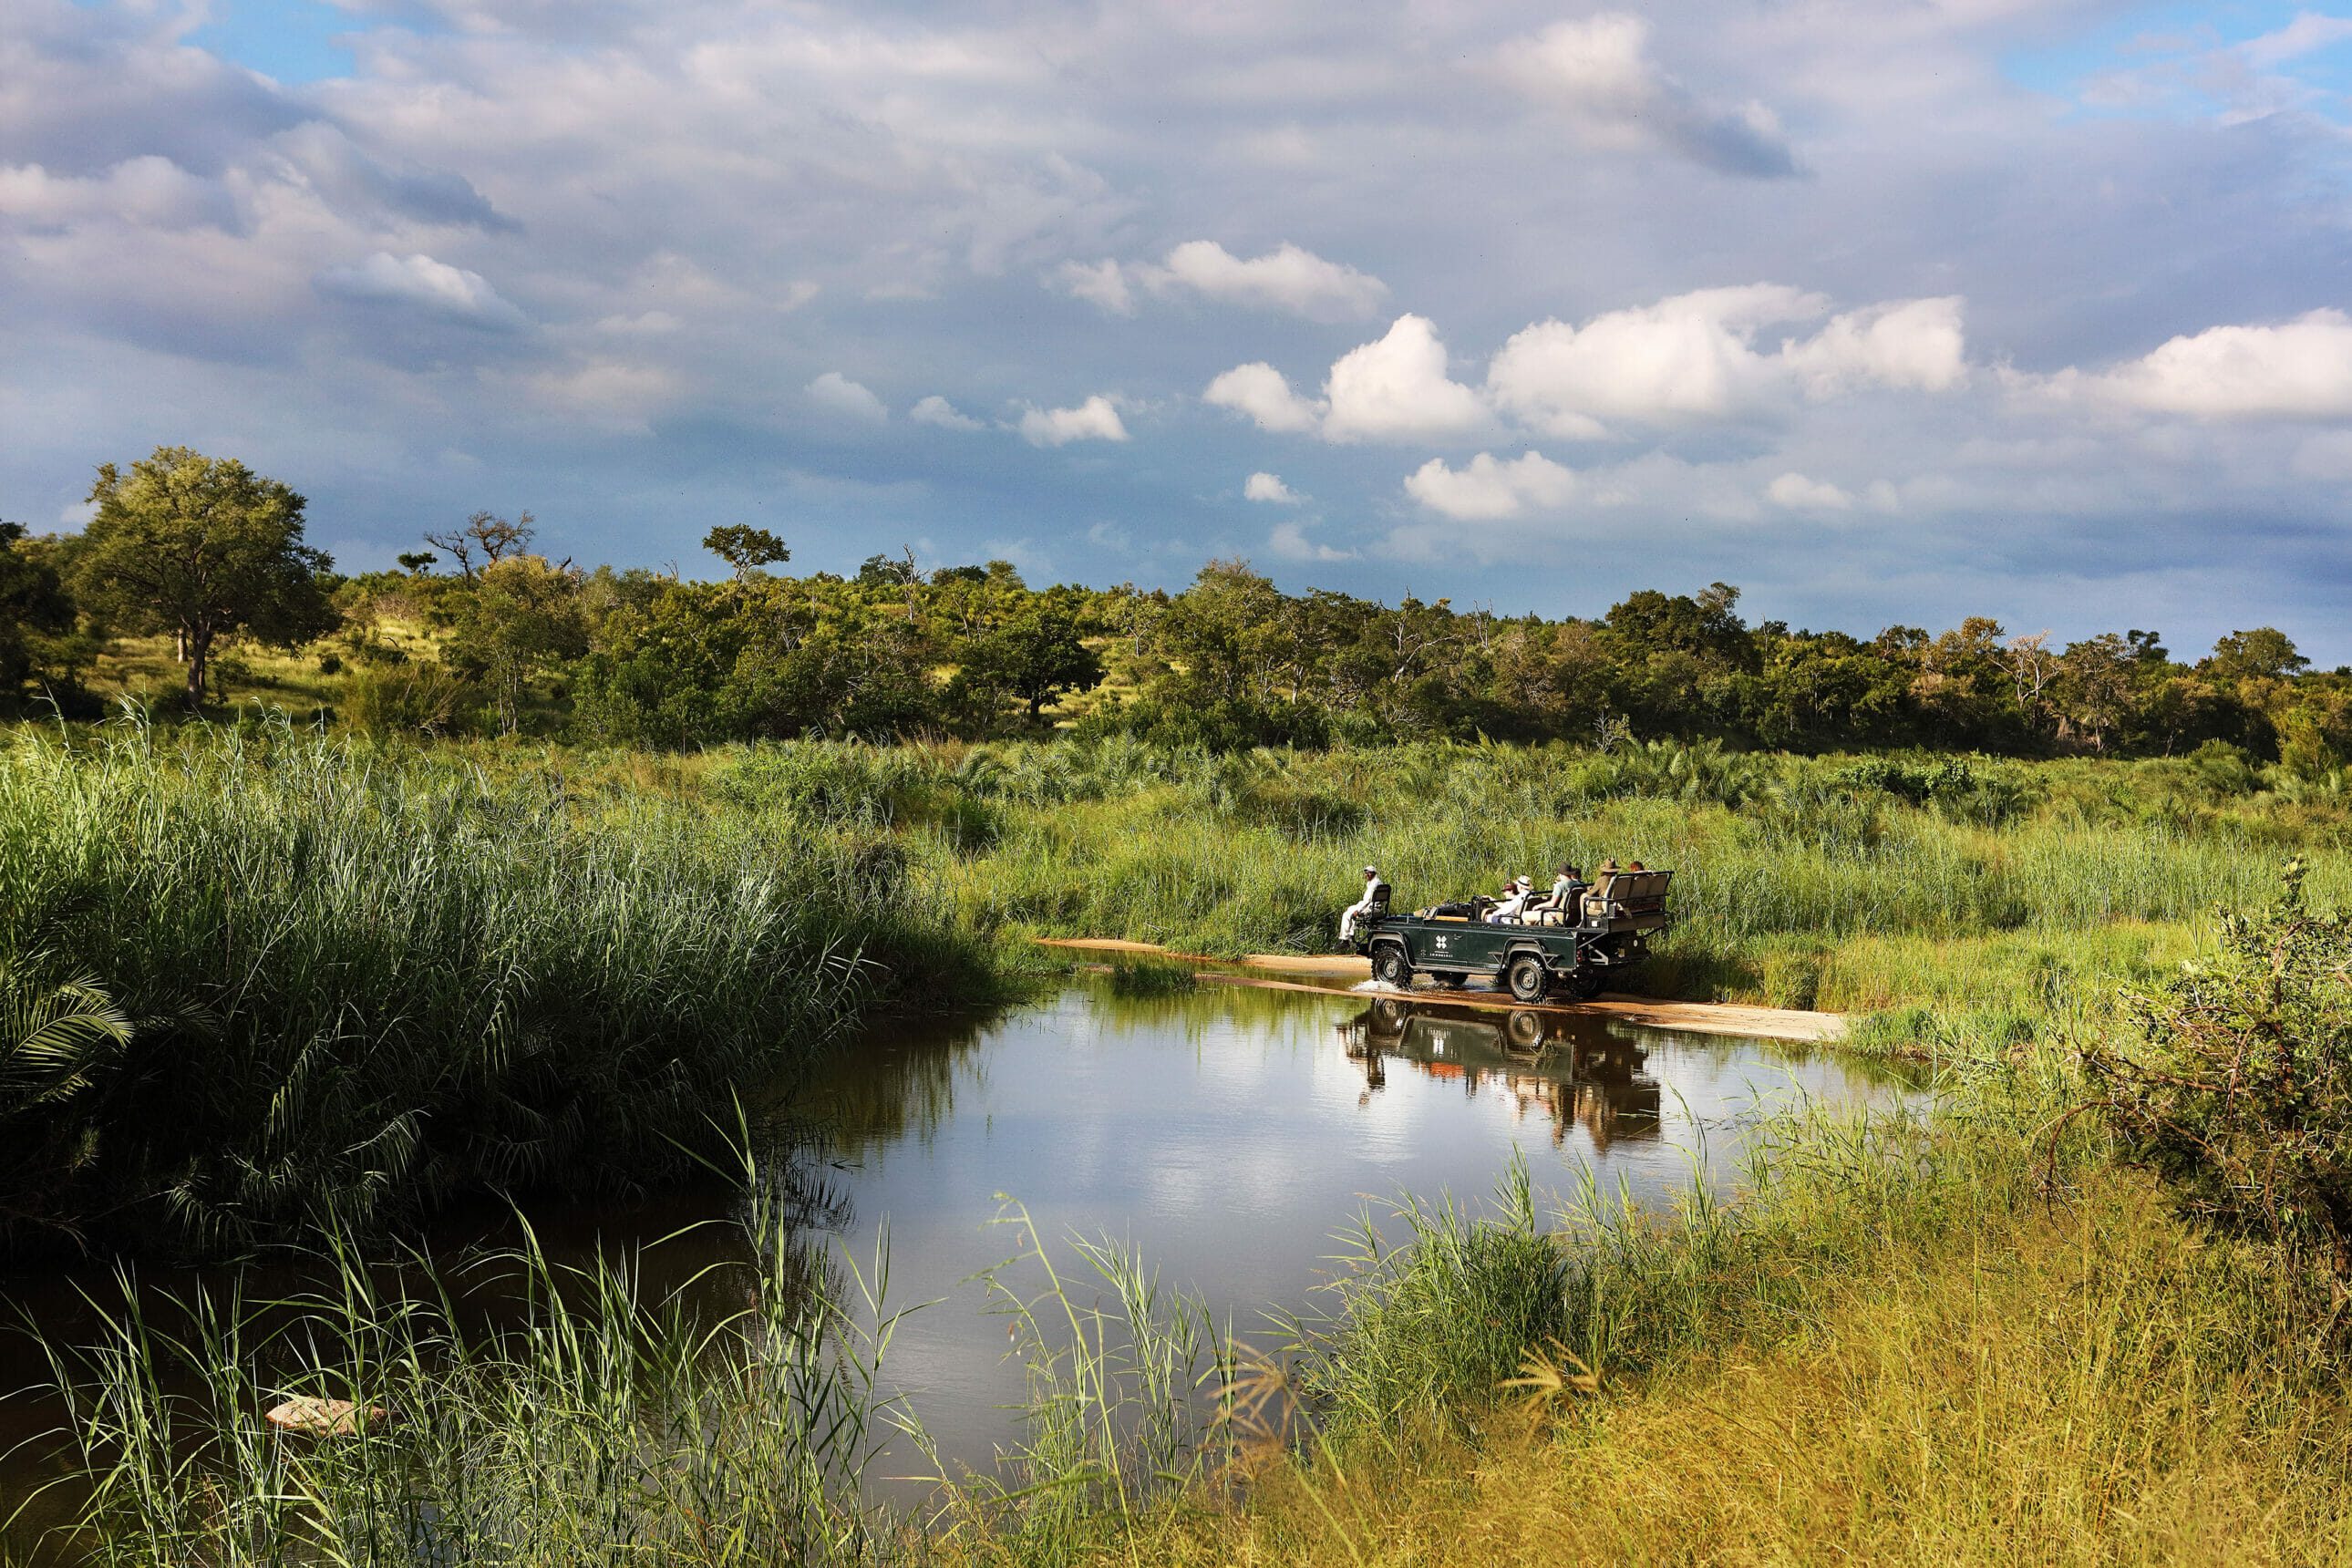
[949,609,1105,725]
[77,447,336,708]
[449,554,590,734]
[423,511,534,583]
[397,551,438,575]
[0,522,76,708]
[2207,627,2308,683]
[704,525,789,578]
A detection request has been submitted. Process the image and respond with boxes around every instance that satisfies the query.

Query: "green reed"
[0,717,995,1256]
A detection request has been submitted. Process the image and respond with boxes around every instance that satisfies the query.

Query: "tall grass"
[0,718,995,1256]
[15,1165,913,1566]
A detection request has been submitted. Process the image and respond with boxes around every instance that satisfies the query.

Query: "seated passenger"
[1338,865,1385,944]
[1583,859,1620,917]
[1489,875,1535,923]
[1532,862,1585,923]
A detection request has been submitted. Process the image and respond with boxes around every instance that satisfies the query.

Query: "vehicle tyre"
[1506,954,1551,1004]
[1371,944,1412,988]
[1506,1010,1547,1052]
[1433,969,1468,989]
[1562,968,1605,1001]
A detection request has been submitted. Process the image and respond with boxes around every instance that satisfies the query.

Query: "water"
[0,974,1916,1534]
[794,975,1915,1474]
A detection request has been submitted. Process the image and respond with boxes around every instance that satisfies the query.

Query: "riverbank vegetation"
[7,712,2351,1257]
[17,884,2352,1564]
[0,721,998,1261]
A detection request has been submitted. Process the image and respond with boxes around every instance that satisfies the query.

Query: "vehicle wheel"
[1371,944,1412,988]
[1433,970,1468,989]
[1562,969,1605,1001]
[1506,1010,1547,1052]
[1506,954,1551,1004]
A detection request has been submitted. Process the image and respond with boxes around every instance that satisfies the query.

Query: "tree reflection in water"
[1336,997,1664,1151]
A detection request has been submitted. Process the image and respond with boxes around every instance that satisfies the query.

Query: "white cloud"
[1322,315,1487,442]
[911,394,984,429]
[1243,470,1303,503]
[1147,241,1386,321]
[1766,471,1854,511]
[1268,520,1357,561]
[1057,258,1134,315]
[807,370,888,420]
[1488,286,1968,433]
[0,156,236,232]
[1203,362,1326,433]
[1403,450,1575,519]
[315,252,528,330]
[1496,15,1798,179]
[2045,310,2352,418]
[1065,242,1386,321]
[2242,12,2352,68]
[1019,394,1129,446]
[1783,297,1969,395]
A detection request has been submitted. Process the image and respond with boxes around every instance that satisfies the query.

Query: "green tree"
[949,608,1105,725]
[449,554,590,734]
[705,525,790,578]
[0,522,77,709]
[76,447,336,708]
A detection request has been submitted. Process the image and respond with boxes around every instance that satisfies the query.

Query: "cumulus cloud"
[807,370,888,420]
[1322,315,1488,442]
[315,252,528,329]
[2042,310,2352,418]
[1782,297,1969,395]
[1497,15,1798,179]
[1404,450,1575,519]
[1147,241,1386,320]
[1766,471,1854,511]
[1488,286,1967,433]
[1204,362,1325,433]
[1019,395,1129,446]
[911,394,983,429]
[1243,470,1303,503]
[1062,242,1386,321]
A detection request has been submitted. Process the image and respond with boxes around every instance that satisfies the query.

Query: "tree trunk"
[184,628,210,709]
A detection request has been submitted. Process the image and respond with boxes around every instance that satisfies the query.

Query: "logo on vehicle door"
[1433,935,1449,950]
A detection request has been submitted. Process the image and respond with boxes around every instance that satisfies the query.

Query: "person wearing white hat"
[1489,875,1535,923]
[1338,865,1386,944]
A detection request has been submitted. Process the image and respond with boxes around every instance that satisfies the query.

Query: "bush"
[2080,861,2352,1278]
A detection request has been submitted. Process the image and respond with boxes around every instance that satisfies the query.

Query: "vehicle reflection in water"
[1337,996,1661,1151]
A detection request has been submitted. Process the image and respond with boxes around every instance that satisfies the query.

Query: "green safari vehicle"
[1346,871,1675,1002]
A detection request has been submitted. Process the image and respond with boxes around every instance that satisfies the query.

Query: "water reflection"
[1338,997,1663,1150]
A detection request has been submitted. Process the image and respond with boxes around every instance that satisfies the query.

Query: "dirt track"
[1034,937,1846,1044]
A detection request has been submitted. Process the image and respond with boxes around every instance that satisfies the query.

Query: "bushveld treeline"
[8,446,2350,764]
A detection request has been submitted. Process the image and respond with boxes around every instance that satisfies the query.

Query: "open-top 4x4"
[1346,871,1675,1002]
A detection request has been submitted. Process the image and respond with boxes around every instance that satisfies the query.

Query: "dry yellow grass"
[1073,1169,2352,1568]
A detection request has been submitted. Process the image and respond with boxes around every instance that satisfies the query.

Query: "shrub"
[2079,861,2352,1279]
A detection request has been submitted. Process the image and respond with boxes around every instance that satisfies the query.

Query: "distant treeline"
[7,446,2350,766]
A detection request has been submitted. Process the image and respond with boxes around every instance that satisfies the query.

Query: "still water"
[795,974,1914,1470]
[0,974,1915,1526]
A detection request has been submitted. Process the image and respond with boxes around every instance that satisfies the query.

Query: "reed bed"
[0,720,995,1256]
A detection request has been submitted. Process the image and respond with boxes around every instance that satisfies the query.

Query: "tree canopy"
[75,447,335,707]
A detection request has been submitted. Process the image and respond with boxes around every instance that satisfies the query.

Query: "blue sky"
[6,0,2352,663]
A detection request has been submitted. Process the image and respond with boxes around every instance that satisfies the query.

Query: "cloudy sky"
[5,0,2352,660]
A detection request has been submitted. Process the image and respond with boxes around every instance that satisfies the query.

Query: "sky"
[5,0,2351,662]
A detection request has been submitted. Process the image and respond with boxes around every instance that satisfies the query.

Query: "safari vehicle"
[1346,870,1674,1002]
